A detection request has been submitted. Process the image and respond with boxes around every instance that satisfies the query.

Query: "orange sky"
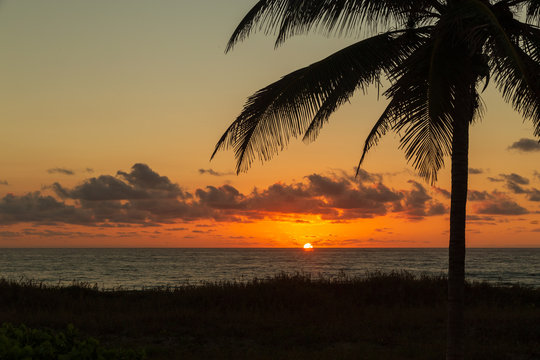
[0,1,539,248]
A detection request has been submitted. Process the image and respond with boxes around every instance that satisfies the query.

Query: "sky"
[0,0,539,248]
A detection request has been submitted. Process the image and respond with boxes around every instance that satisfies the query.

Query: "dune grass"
[0,272,538,359]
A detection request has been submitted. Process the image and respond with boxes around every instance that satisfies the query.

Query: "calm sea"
[0,248,538,289]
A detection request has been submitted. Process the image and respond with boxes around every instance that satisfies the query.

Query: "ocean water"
[0,248,538,289]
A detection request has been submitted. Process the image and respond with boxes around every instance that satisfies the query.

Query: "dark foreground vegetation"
[0,272,538,359]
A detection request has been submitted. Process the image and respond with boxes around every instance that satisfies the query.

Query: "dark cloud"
[0,229,104,238]
[47,168,75,175]
[54,164,190,202]
[355,169,383,183]
[196,185,245,210]
[0,165,515,227]
[117,164,183,193]
[497,174,540,198]
[0,231,19,237]
[506,181,528,194]
[487,177,504,183]
[401,181,432,219]
[86,168,94,173]
[500,173,529,185]
[468,190,490,201]
[508,138,540,152]
[528,189,540,202]
[467,215,495,222]
[380,181,447,219]
[0,180,8,186]
[427,202,447,216]
[475,194,529,215]
[468,168,483,175]
[53,176,148,201]
[198,169,234,176]
[0,192,93,225]
[433,187,451,199]
[239,173,404,220]
[1,165,198,226]
[22,229,104,238]
[307,173,349,196]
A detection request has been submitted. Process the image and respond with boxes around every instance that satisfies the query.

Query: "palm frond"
[524,0,540,25]
[443,0,540,134]
[226,0,440,52]
[381,40,462,183]
[356,99,395,173]
[213,30,427,173]
[485,21,540,135]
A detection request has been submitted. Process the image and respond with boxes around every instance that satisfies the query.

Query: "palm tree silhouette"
[212,1,540,359]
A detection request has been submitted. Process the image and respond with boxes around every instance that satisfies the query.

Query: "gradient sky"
[1,0,539,248]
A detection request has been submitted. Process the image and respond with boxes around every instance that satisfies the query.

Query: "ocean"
[0,248,538,289]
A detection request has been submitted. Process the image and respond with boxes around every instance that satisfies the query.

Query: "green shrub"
[0,323,145,360]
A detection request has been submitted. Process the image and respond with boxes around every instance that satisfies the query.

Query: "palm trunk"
[446,108,470,359]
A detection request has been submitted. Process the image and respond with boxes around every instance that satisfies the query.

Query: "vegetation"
[0,273,538,359]
[211,1,540,358]
[0,323,145,360]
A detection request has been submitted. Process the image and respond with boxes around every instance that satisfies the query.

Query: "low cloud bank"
[0,164,453,227]
[508,138,540,152]
[2,163,535,228]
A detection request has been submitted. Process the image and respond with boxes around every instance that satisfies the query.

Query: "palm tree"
[211,1,540,359]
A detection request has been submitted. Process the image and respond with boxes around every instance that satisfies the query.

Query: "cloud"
[0,180,8,186]
[500,173,529,185]
[508,138,540,152]
[198,169,234,176]
[433,187,451,199]
[54,164,190,202]
[468,190,490,201]
[506,181,528,194]
[196,185,245,210]
[194,172,404,221]
[427,202,447,216]
[355,169,383,183]
[468,168,483,175]
[402,181,432,219]
[527,189,540,202]
[52,176,148,201]
[16,229,104,238]
[497,173,540,199]
[0,192,93,225]
[488,173,534,195]
[475,194,529,215]
[1,165,199,226]
[117,164,183,193]
[0,231,20,237]
[47,168,75,175]
[0,165,483,227]
[467,215,495,222]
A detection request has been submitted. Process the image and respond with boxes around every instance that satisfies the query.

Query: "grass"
[0,272,538,359]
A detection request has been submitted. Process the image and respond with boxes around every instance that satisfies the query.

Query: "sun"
[303,243,313,249]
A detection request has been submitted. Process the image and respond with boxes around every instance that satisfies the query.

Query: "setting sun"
[303,243,313,249]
